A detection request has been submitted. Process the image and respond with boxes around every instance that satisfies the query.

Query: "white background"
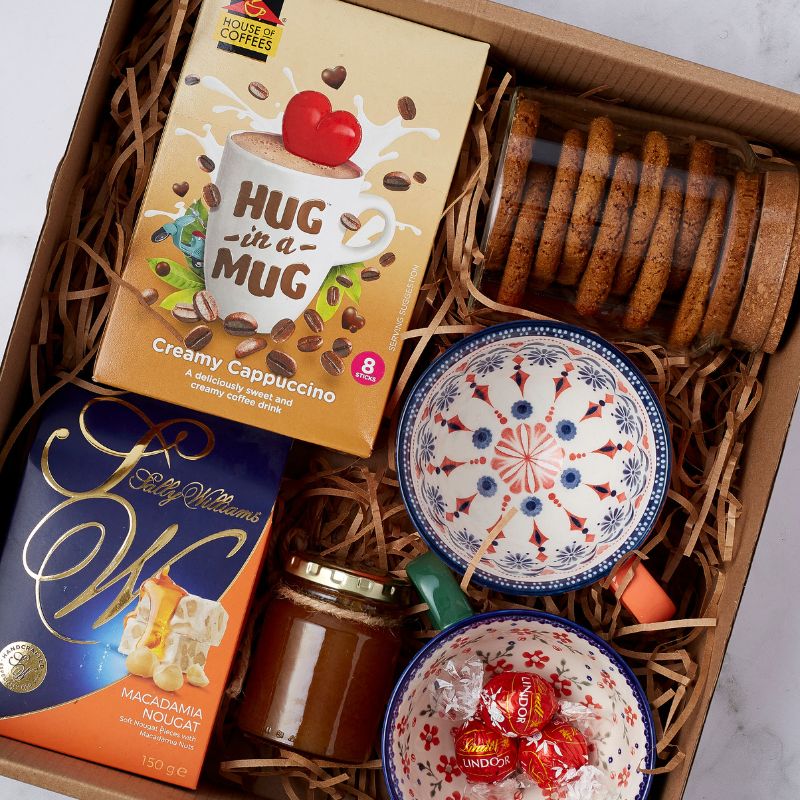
[1,1,799,798]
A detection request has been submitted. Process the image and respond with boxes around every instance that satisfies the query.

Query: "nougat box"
[0,385,290,788]
[94,0,488,457]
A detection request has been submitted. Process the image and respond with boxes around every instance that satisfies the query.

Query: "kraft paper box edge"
[3,1,800,798]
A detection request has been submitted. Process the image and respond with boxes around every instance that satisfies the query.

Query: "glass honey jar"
[238,553,408,763]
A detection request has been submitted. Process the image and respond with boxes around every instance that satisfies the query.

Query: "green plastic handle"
[406,552,473,631]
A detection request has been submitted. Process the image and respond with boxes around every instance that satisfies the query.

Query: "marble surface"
[500,0,800,94]
[1,1,799,798]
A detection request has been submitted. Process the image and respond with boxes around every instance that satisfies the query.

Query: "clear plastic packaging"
[480,87,800,354]
[518,704,615,799]
[431,656,486,720]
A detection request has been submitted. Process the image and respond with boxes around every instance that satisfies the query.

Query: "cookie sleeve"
[483,98,541,271]
[613,130,670,294]
[498,163,555,306]
[558,116,615,286]
[575,151,639,316]
[533,128,586,286]
[623,173,685,331]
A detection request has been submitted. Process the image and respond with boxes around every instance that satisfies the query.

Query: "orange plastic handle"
[609,556,676,624]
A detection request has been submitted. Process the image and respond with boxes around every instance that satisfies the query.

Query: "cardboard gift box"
[2,1,800,798]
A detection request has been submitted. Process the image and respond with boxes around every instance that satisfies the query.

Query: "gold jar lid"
[285,552,408,605]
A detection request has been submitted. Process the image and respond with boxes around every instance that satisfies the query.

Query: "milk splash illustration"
[144,202,188,222]
[150,68,442,330]
[349,216,422,249]
[173,68,439,236]
[174,124,226,180]
[282,66,299,96]
[351,95,439,174]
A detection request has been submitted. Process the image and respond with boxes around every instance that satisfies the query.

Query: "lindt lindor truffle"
[479,672,558,737]
[0,385,290,788]
[452,719,517,784]
[519,720,590,791]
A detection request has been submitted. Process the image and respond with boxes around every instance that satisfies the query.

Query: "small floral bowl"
[397,321,670,595]
[382,610,655,800]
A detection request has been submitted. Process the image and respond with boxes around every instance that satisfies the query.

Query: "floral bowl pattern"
[397,322,670,595]
[382,610,654,800]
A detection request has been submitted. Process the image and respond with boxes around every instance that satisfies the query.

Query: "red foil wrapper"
[479,672,558,737]
[452,719,517,784]
[518,721,589,791]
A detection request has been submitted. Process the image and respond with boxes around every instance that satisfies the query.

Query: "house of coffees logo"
[215,0,285,61]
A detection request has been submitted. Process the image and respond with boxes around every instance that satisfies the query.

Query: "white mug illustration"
[204,91,396,331]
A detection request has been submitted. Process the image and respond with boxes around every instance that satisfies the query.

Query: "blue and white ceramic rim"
[381,609,656,800]
[396,320,672,596]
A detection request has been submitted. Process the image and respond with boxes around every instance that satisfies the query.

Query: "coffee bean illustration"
[297,335,324,352]
[379,252,396,267]
[203,183,221,208]
[332,337,352,358]
[397,96,417,120]
[361,267,380,282]
[197,155,215,173]
[154,261,170,277]
[413,171,428,184]
[185,325,212,350]
[141,288,158,305]
[327,285,340,306]
[172,181,189,197]
[271,317,296,343]
[248,81,269,100]
[340,213,361,231]
[151,227,170,243]
[267,350,297,378]
[383,171,412,191]
[303,309,324,333]
[341,306,366,333]
[192,290,219,322]
[235,337,268,359]
[172,303,200,323]
[336,275,354,288]
[321,65,347,89]
[223,311,258,335]
[321,350,344,376]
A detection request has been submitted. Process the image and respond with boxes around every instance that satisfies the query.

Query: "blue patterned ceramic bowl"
[382,610,655,800]
[397,321,670,595]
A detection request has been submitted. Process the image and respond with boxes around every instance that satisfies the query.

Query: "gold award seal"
[0,641,47,693]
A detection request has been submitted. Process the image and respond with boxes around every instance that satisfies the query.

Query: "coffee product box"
[0,386,290,788]
[93,0,488,457]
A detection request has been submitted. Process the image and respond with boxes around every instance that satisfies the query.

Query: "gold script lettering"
[24,397,248,644]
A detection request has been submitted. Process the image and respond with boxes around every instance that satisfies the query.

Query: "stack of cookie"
[483,93,800,353]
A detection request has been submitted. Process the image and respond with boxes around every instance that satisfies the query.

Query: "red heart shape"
[282,90,362,168]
